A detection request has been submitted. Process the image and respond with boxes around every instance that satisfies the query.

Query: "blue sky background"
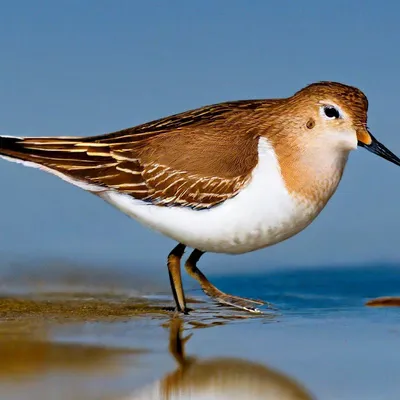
[0,1,399,273]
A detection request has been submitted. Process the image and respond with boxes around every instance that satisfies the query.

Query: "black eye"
[323,106,340,119]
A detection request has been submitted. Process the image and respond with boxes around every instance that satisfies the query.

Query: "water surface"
[0,264,399,399]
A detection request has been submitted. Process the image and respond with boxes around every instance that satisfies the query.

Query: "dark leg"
[184,249,265,313]
[167,243,189,314]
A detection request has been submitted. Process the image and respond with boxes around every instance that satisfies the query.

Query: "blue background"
[0,1,399,272]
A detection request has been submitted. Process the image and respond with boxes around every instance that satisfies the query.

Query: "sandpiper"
[1,81,399,314]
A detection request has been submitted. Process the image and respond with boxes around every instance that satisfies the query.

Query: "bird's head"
[289,81,400,166]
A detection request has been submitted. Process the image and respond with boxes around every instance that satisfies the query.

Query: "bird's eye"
[323,105,340,119]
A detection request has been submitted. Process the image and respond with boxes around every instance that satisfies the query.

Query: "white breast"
[100,137,321,254]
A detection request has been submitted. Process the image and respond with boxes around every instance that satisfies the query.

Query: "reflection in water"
[0,320,144,400]
[127,318,314,400]
[0,331,141,377]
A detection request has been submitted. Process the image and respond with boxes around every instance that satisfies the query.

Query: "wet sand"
[0,265,270,400]
[0,263,400,399]
[0,290,309,400]
[365,296,400,307]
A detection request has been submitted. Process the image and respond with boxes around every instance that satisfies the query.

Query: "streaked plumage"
[1,81,399,314]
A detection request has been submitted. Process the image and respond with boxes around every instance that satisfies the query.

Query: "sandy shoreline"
[0,265,399,399]
[0,273,277,400]
[0,302,311,400]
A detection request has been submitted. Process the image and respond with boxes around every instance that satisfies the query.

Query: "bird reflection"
[128,318,315,400]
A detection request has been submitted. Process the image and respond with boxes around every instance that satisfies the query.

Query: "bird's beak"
[357,128,400,166]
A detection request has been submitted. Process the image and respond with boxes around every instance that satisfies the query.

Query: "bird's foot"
[162,306,193,315]
[203,286,273,314]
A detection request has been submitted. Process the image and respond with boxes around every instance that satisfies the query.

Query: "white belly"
[100,138,322,254]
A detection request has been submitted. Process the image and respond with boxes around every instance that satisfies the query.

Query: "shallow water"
[0,264,399,399]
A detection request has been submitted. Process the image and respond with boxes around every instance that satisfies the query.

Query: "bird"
[0,81,399,315]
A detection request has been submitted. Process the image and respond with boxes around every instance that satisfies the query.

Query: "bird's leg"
[184,249,265,313]
[167,243,190,314]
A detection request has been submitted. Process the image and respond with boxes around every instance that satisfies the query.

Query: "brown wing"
[0,100,266,209]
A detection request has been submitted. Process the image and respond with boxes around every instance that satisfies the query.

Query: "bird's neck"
[274,140,350,206]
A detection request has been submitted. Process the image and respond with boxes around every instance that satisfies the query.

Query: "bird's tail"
[0,135,113,192]
[0,135,92,165]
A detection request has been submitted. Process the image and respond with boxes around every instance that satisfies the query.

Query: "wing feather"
[0,99,266,208]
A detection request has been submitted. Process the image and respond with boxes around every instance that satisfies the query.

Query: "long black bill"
[358,132,400,166]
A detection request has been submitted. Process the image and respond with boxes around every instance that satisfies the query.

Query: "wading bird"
[1,81,399,313]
